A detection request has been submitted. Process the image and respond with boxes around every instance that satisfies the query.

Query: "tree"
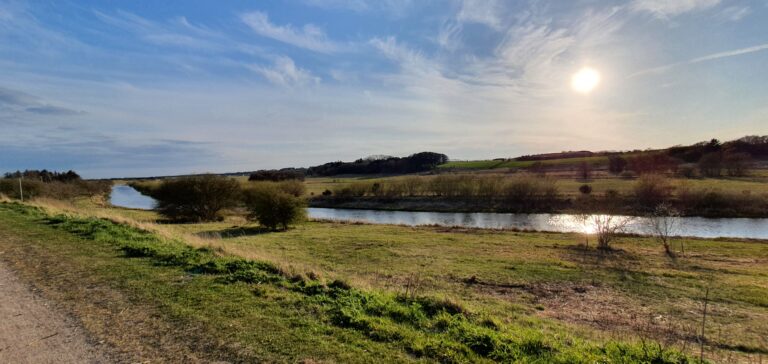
[698,152,722,177]
[577,162,592,181]
[608,155,627,174]
[722,152,751,177]
[153,174,241,222]
[243,184,306,230]
[634,174,673,208]
[645,203,682,257]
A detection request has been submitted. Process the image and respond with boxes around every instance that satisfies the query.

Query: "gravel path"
[0,260,109,364]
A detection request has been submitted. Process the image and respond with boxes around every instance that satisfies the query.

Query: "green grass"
[0,202,709,363]
[175,217,768,362]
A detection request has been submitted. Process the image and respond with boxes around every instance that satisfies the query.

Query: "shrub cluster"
[4,169,82,183]
[330,174,561,211]
[133,176,307,227]
[0,170,110,200]
[631,175,768,217]
[142,174,241,222]
[243,182,306,230]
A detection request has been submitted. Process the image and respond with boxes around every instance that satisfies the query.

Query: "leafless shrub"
[645,203,682,257]
[577,214,634,250]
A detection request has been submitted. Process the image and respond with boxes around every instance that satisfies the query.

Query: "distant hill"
[441,135,768,174]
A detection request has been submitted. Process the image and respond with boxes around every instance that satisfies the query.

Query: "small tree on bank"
[243,184,306,230]
[576,214,634,251]
[592,215,634,250]
[154,174,241,222]
[645,203,682,257]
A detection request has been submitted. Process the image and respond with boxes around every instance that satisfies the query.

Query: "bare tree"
[577,162,592,181]
[575,214,634,250]
[645,203,682,257]
[592,215,634,250]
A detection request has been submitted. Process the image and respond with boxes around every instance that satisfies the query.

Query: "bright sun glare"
[571,67,601,94]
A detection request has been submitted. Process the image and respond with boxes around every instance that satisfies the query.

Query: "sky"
[1,0,767,178]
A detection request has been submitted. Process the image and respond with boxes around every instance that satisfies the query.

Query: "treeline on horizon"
[600,137,762,178]
[516,135,768,165]
[305,151,448,176]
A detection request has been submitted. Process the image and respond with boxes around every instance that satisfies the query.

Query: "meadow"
[1,197,765,362]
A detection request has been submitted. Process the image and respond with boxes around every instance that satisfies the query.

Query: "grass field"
[299,174,768,198]
[3,199,765,362]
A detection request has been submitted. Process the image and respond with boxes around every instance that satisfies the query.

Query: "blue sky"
[1,0,766,178]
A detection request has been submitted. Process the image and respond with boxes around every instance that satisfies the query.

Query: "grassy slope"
[85,201,767,362]
[0,202,712,363]
[0,204,414,363]
[177,219,768,360]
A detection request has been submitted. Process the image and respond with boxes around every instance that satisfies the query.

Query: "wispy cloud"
[25,105,84,115]
[249,56,320,87]
[240,11,341,53]
[631,0,721,18]
[719,6,751,21]
[302,0,415,16]
[457,0,503,30]
[630,43,768,77]
[94,10,226,50]
[0,86,83,116]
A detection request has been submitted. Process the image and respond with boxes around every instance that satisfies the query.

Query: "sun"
[571,67,601,94]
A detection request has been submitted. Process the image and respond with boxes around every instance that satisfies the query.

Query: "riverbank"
[5,200,766,362]
[308,194,768,218]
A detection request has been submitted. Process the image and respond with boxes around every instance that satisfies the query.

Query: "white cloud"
[457,0,503,29]
[249,56,320,86]
[719,6,750,21]
[240,11,340,53]
[631,0,721,18]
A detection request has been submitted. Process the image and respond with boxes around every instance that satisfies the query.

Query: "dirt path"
[0,260,109,364]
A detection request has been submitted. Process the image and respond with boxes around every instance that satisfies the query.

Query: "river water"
[110,185,768,240]
[110,184,157,210]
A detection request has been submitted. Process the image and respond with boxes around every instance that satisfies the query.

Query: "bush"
[248,169,305,182]
[676,165,696,178]
[634,175,673,208]
[152,174,241,222]
[723,152,751,177]
[698,152,722,177]
[243,183,306,230]
[608,155,627,174]
[579,184,592,195]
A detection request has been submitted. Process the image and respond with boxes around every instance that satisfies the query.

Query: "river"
[110,185,768,240]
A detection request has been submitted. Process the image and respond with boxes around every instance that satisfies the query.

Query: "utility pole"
[18,176,23,202]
